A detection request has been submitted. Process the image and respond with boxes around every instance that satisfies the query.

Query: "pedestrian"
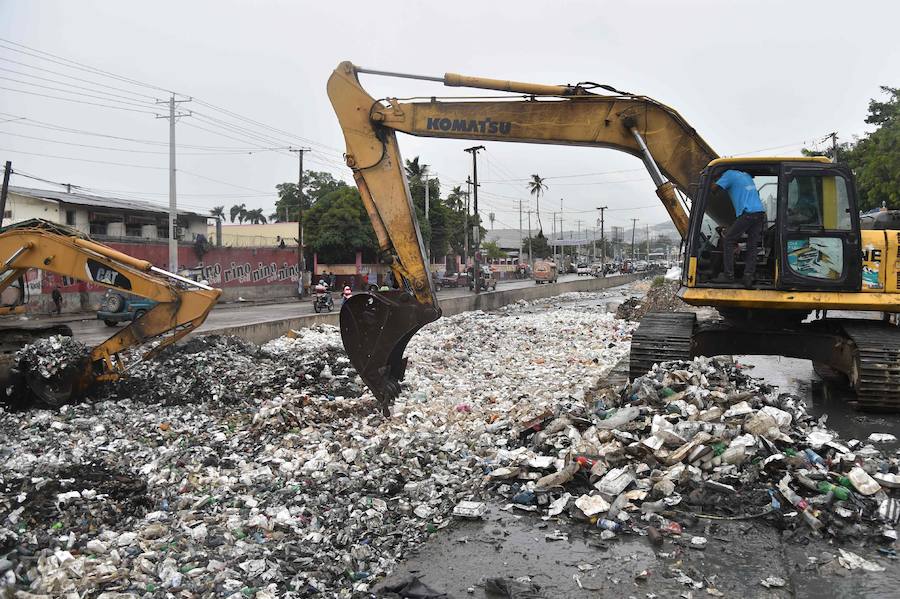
[711,169,767,287]
[329,272,337,289]
[51,287,63,315]
[342,285,353,304]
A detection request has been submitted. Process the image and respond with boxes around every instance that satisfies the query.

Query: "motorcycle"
[313,284,334,313]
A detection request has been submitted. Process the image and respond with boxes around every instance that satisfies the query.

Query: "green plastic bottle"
[818,480,850,501]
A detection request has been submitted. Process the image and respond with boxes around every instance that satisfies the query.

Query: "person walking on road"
[711,169,766,287]
[51,287,63,315]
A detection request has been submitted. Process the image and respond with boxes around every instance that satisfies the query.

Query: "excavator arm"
[0,220,221,404]
[328,61,718,410]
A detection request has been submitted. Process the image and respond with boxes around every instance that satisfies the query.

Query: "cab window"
[787,174,851,230]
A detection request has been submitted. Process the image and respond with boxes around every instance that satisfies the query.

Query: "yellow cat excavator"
[0,219,221,405]
[328,61,900,412]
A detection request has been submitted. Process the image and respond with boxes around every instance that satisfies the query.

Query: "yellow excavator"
[0,219,221,405]
[328,61,900,412]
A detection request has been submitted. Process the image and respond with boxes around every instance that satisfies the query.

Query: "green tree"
[210,206,225,221]
[229,203,246,223]
[244,208,267,224]
[521,231,551,259]
[304,186,378,263]
[482,240,508,259]
[528,174,548,233]
[804,86,900,210]
[274,171,347,222]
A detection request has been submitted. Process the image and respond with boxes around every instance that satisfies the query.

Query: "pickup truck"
[97,289,157,327]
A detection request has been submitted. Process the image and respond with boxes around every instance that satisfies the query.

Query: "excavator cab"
[686,157,862,294]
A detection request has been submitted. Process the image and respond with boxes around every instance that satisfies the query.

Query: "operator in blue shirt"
[712,169,767,286]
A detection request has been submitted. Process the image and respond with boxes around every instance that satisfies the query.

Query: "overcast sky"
[2,0,896,233]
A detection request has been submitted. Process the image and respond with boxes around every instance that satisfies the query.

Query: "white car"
[576,263,591,276]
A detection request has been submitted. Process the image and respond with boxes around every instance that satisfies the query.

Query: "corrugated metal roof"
[7,185,209,218]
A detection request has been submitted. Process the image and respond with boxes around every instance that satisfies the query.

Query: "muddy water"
[378,288,900,598]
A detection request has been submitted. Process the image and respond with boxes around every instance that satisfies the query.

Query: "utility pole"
[464,145,485,293]
[597,206,607,276]
[526,210,533,265]
[829,131,838,163]
[289,147,310,296]
[575,219,583,259]
[0,161,11,226]
[464,177,471,271]
[518,199,523,267]
[630,218,638,261]
[156,94,191,273]
[646,224,650,262]
[423,174,430,266]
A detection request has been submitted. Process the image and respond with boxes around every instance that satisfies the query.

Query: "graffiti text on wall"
[197,261,300,286]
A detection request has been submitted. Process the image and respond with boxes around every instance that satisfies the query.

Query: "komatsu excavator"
[328,61,900,413]
[0,219,221,405]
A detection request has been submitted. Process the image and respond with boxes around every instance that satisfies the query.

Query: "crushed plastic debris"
[0,293,634,596]
[478,354,898,573]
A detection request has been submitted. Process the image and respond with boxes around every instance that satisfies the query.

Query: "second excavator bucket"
[340,290,441,415]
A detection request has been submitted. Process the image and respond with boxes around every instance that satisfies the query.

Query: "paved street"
[54,273,603,346]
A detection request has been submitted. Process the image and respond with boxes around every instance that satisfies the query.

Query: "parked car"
[435,271,469,290]
[576,262,591,276]
[533,260,558,284]
[97,289,157,327]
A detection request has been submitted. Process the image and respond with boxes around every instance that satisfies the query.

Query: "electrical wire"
[0,57,158,100]
[0,147,167,169]
[0,85,163,114]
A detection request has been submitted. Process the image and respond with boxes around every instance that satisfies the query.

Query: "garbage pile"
[483,356,899,558]
[616,278,684,321]
[0,295,635,597]
[109,329,364,406]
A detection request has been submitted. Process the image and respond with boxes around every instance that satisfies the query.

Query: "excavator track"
[629,312,696,380]
[841,321,900,411]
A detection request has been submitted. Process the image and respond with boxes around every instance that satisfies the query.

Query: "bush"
[651,275,666,288]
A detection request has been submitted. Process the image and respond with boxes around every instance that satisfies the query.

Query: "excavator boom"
[328,61,717,409]
[0,219,221,405]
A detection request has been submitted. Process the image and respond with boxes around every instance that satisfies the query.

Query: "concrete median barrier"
[205,273,644,345]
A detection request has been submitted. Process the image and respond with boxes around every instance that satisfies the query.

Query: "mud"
[0,463,150,555]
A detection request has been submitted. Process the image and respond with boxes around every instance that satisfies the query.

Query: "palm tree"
[210,205,225,221]
[244,208,267,225]
[527,174,547,234]
[229,203,246,223]
[404,156,429,181]
[447,185,464,211]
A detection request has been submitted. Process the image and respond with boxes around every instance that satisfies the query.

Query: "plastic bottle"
[795,473,820,492]
[778,476,809,510]
[595,406,641,430]
[535,462,580,491]
[803,448,825,467]
[817,481,850,501]
[596,518,622,532]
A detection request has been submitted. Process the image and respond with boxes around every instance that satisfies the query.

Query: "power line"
[0,112,272,150]
[0,57,158,100]
[0,147,167,169]
[0,130,282,155]
[0,85,163,114]
[0,61,166,108]
[0,38,173,94]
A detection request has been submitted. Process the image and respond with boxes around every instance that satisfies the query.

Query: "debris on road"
[0,293,634,597]
[480,355,897,571]
[615,279,685,321]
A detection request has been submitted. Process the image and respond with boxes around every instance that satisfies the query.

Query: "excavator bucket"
[340,290,441,415]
